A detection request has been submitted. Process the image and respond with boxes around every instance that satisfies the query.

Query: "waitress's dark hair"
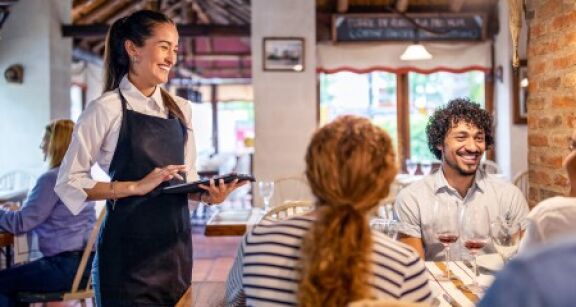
[103,10,188,133]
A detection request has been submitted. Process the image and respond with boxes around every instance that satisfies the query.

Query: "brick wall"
[526,0,576,207]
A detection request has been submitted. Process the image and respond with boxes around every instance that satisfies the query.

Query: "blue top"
[479,236,576,307]
[0,167,95,257]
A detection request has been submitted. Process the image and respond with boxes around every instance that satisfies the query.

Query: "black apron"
[96,90,192,306]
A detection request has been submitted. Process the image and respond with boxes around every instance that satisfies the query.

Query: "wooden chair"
[513,170,529,199]
[17,208,106,307]
[0,170,33,191]
[260,200,314,223]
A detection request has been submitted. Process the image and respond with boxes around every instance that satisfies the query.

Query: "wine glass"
[370,218,399,240]
[406,159,418,175]
[433,201,460,281]
[461,203,490,293]
[490,218,521,262]
[258,181,275,212]
[421,160,433,175]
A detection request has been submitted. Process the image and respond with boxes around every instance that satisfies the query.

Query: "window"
[320,71,486,165]
[217,101,255,154]
[320,72,398,151]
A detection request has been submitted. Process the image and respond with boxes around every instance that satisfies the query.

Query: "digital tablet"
[162,173,255,194]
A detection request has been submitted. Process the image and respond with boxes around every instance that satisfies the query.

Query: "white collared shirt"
[395,169,529,260]
[55,76,199,215]
[520,196,576,252]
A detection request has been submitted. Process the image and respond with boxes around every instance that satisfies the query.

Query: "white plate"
[476,253,504,272]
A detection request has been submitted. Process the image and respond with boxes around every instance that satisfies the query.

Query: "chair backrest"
[260,200,314,223]
[62,207,106,301]
[481,160,501,174]
[0,171,33,191]
[271,175,313,206]
[513,170,529,199]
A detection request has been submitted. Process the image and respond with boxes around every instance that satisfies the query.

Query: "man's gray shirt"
[395,169,528,260]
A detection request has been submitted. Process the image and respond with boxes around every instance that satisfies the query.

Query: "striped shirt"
[226,216,432,306]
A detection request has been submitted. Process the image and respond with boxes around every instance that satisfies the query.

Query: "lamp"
[400,28,433,61]
[400,43,432,61]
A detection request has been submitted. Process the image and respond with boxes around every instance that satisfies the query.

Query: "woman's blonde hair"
[299,115,397,307]
[45,119,74,168]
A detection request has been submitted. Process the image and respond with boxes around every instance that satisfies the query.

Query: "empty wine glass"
[406,159,418,175]
[461,203,490,293]
[377,202,395,220]
[370,218,399,240]
[421,160,433,175]
[433,201,460,281]
[491,218,521,262]
[258,181,275,212]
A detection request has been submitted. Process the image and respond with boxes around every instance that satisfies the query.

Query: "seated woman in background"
[0,119,96,306]
[226,116,431,306]
[519,128,576,252]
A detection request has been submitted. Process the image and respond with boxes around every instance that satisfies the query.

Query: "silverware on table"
[443,293,462,307]
[463,259,496,275]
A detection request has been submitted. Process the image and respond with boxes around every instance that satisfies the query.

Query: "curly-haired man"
[395,98,528,260]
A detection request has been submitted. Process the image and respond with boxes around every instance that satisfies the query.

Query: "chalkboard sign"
[332,14,486,42]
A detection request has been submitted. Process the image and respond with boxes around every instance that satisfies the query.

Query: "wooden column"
[397,73,410,171]
[211,84,219,153]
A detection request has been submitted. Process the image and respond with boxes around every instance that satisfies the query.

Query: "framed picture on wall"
[512,60,528,125]
[262,37,305,72]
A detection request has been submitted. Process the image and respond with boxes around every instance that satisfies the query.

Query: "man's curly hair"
[426,97,494,160]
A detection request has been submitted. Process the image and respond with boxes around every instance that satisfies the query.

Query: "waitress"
[55,10,243,306]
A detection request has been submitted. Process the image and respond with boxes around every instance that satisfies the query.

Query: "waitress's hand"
[199,178,248,204]
[135,165,187,196]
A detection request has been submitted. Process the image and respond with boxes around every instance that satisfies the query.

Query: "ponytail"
[161,88,189,139]
[103,17,130,92]
[299,116,398,306]
[299,203,373,307]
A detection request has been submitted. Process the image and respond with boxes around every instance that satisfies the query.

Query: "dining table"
[204,208,264,237]
[426,254,502,306]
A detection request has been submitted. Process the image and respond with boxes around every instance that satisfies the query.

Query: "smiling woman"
[55,9,243,306]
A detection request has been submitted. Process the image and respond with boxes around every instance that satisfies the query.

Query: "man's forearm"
[399,234,425,259]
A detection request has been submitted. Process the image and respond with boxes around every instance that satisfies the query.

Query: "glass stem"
[445,245,451,280]
[473,255,479,287]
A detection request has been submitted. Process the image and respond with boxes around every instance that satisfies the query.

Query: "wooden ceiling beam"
[210,0,248,24]
[80,0,133,25]
[337,0,348,13]
[395,0,409,13]
[162,0,184,18]
[72,0,108,23]
[62,24,250,38]
[197,0,229,24]
[450,0,466,12]
[190,0,211,24]
[107,1,143,24]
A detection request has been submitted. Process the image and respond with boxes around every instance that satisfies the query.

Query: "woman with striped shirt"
[226,116,432,306]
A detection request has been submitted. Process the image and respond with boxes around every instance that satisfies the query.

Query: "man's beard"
[445,157,478,177]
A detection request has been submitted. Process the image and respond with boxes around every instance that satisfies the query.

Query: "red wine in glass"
[465,239,487,252]
[438,233,459,245]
